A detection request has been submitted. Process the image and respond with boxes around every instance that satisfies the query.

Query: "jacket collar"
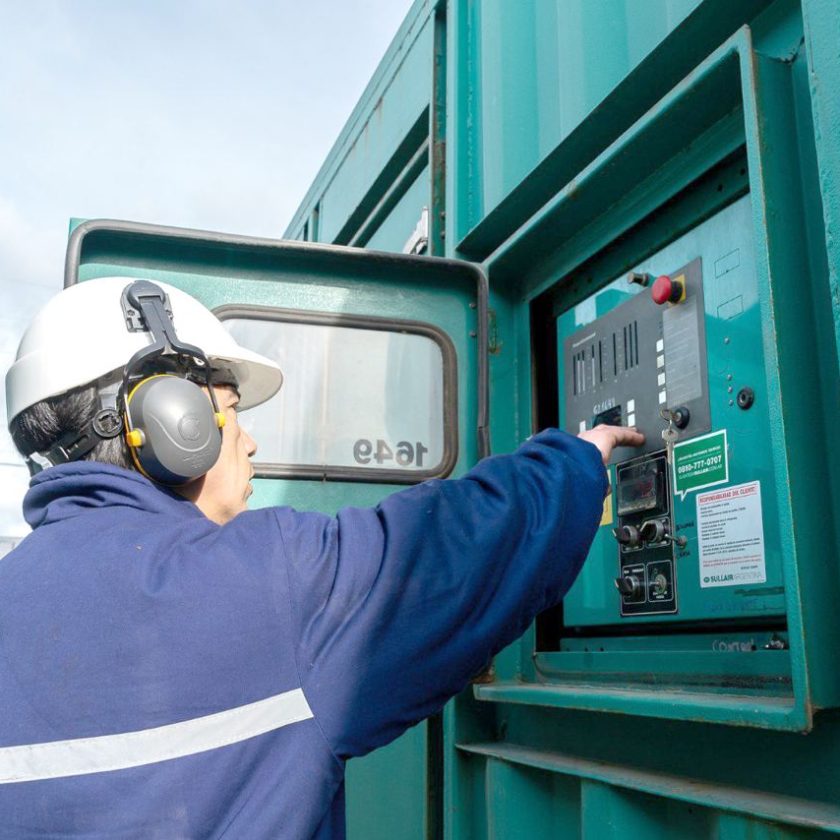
[23,462,206,529]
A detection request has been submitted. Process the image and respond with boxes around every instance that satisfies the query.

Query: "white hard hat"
[6,276,284,426]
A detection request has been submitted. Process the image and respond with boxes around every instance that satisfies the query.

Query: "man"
[0,277,642,837]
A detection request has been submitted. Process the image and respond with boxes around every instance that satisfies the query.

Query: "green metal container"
[286,0,840,835]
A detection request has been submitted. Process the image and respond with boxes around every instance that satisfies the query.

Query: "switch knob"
[613,525,642,549]
[627,271,651,288]
[615,575,643,598]
[651,275,685,305]
[640,519,667,544]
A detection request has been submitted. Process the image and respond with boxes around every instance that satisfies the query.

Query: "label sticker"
[673,429,728,501]
[697,481,766,588]
[600,484,613,527]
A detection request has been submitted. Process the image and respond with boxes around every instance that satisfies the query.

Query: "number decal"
[353,439,373,464]
[353,439,430,468]
[395,441,414,466]
[374,439,393,464]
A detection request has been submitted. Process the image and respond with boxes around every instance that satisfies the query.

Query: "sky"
[0,0,415,540]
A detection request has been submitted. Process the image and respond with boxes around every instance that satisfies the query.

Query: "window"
[217,307,457,482]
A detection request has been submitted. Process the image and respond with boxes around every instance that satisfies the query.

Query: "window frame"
[214,303,459,484]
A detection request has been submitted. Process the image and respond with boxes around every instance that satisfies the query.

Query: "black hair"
[10,383,134,471]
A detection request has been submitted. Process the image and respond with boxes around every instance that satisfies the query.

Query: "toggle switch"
[627,271,651,288]
[651,274,686,305]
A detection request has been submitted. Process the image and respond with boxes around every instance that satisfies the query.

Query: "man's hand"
[578,424,645,465]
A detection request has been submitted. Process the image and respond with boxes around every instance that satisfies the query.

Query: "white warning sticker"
[697,481,766,588]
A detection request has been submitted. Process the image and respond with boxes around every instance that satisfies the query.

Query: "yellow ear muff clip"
[126,429,145,448]
[124,374,171,452]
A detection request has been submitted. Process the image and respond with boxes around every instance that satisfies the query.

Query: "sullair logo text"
[704,574,735,583]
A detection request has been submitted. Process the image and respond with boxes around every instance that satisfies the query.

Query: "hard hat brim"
[208,347,284,411]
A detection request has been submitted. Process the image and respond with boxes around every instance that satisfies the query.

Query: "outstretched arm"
[281,426,642,758]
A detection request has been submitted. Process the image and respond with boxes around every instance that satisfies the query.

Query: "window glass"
[222,316,449,475]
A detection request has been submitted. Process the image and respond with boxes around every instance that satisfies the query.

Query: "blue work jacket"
[0,429,606,838]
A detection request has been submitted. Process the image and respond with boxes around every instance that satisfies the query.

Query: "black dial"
[615,575,643,598]
[613,525,642,549]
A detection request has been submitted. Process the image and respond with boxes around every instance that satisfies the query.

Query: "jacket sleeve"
[277,429,607,759]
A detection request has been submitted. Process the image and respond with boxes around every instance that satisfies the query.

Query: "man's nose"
[244,430,258,457]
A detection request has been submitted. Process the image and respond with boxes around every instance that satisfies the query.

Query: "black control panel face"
[614,453,677,616]
[562,258,710,465]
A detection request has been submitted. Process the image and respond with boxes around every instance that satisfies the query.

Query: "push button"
[651,274,685,305]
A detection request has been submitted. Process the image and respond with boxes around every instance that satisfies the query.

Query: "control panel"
[563,256,708,618]
[557,196,785,631]
[563,257,710,464]
[614,453,679,616]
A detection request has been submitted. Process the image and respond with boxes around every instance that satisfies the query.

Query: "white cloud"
[0,197,58,502]
[0,195,64,291]
[0,1,414,238]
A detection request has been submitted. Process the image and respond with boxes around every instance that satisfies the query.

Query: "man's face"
[177,385,257,524]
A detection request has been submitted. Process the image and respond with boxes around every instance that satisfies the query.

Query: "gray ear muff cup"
[126,376,222,485]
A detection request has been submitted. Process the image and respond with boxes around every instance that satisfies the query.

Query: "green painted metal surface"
[364,164,430,253]
[65,0,839,835]
[458,0,703,232]
[802,0,840,365]
[286,2,435,247]
[345,724,428,839]
[448,18,838,736]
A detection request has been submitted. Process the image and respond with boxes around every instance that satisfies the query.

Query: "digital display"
[593,405,623,427]
[616,470,660,515]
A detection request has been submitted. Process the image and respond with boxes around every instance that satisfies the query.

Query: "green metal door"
[66,217,488,839]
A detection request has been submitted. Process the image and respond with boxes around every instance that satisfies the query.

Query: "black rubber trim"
[475,269,490,459]
[214,304,459,483]
[563,615,787,639]
[64,218,491,470]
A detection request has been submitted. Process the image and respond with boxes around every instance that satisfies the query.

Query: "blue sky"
[0,0,414,538]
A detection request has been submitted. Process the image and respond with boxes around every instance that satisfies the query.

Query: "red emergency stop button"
[651,274,685,305]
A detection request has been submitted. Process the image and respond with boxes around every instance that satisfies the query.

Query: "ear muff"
[124,375,224,485]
